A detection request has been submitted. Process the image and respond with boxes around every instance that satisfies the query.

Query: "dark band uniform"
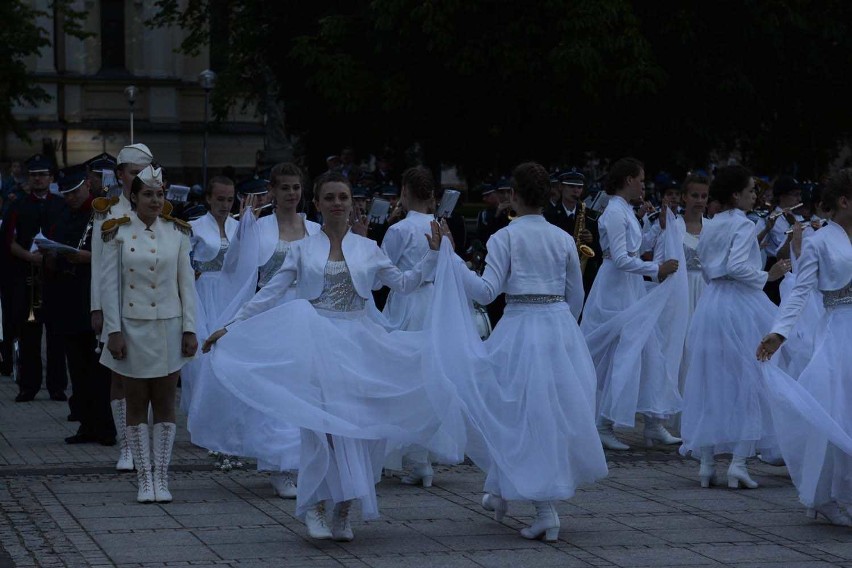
[44,168,115,443]
[0,155,68,401]
[543,171,602,296]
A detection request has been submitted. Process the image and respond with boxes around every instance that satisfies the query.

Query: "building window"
[100,0,126,71]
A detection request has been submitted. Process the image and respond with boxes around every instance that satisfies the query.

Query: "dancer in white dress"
[680,166,791,489]
[201,172,464,541]
[580,158,686,450]
[433,162,607,541]
[99,165,198,504]
[189,163,321,500]
[673,175,712,404]
[381,166,441,486]
[182,177,237,413]
[757,169,852,525]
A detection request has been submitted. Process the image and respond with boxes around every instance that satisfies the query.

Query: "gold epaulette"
[101,215,131,242]
[162,200,174,217]
[92,196,119,220]
[160,214,192,236]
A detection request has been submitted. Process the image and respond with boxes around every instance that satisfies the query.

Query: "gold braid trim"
[100,215,131,242]
[160,213,192,236]
[92,196,119,220]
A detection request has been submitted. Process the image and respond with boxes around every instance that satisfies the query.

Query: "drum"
[472,303,492,340]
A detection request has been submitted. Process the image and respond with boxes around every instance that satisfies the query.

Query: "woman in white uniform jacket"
[100,165,198,504]
[758,169,852,525]
[201,172,464,542]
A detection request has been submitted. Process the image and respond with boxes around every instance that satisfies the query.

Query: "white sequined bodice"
[258,240,290,288]
[684,232,701,271]
[310,260,365,312]
[192,238,229,273]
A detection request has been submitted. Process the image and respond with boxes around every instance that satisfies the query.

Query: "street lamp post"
[198,70,216,190]
[124,85,138,144]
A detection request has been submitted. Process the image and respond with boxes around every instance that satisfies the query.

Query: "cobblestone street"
[2,379,851,568]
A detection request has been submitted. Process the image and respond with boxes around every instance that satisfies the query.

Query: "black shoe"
[49,391,67,402]
[15,392,36,403]
[98,435,117,446]
[65,432,97,444]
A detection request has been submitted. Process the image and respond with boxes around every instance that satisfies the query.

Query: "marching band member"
[543,169,602,296]
[680,166,790,489]
[201,172,464,541]
[43,167,114,444]
[438,162,607,541]
[1,154,68,402]
[100,165,198,504]
[580,158,686,451]
[757,169,852,525]
[91,142,154,471]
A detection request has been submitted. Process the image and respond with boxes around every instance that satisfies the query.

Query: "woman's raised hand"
[202,328,228,353]
[426,220,449,251]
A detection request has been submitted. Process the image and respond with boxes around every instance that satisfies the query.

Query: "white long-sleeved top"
[459,214,584,319]
[101,213,196,335]
[382,210,434,273]
[598,195,659,278]
[772,221,852,338]
[91,193,132,311]
[190,212,238,264]
[230,230,437,323]
[699,208,768,290]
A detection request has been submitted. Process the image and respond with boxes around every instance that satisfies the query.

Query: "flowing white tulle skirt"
[425,249,608,502]
[383,282,433,331]
[760,304,852,508]
[180,272,219,414]
[202,300,466,519]
[778,272,825,379]
[580,262,685,427]
[680,280,783,456]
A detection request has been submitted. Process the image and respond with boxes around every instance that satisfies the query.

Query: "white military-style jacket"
[231,230,437,323]
[100,212,196,335]
[90,193,133,311]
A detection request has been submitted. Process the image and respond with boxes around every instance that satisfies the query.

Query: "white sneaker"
[270,471,297,499]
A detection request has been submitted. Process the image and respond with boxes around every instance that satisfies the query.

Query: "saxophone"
[574,202,596,273]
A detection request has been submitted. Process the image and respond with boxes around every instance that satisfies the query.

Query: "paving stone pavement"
[1,377,851,567]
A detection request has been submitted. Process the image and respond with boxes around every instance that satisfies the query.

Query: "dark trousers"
[16,319,68,396]
[0,282,14,375]
[65,332,114,437]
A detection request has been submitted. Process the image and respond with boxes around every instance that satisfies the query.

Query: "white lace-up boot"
[152,422,176,503]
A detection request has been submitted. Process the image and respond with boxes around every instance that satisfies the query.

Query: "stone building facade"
[3,0,265,182]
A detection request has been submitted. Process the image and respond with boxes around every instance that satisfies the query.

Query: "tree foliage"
[1,0,91,140]
[150,0,852,178]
